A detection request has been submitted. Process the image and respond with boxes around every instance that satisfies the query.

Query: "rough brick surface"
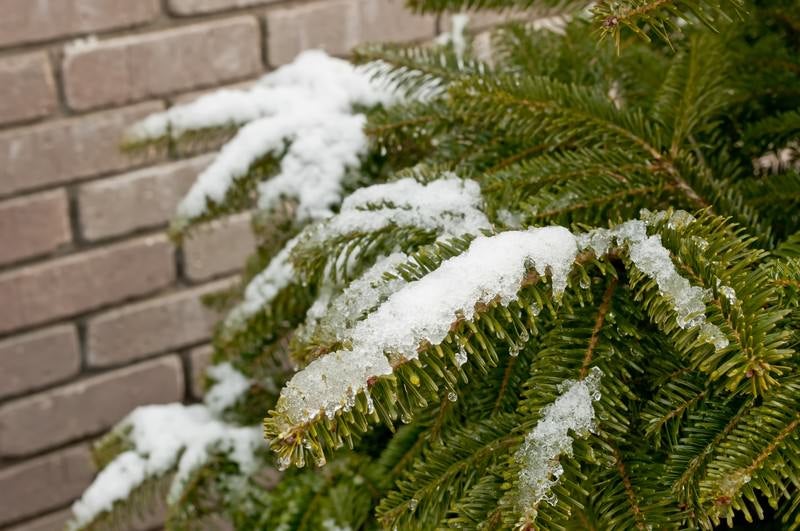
[189,344,214,398]
[0,235,175,334]
[0,356,184,457]
[184,212,255,281]
[0,445,93,526]
[0,0,160,48]
[169,0,280,15]
[6,505,166,531]
[0,52,57,126]
[63,17,263,111]
[87,278,234,367]
[6,509,72,531]
[265,0,436,65]
[78,155,214,241]
[0,102,165,197]
[0,189,71,266]
[0,325,81,400]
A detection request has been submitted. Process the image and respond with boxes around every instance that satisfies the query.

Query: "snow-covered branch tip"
[125,50,403,229]
[579,210,728,349]
[303,175,491,247]
[225,175,490,329]
[273,226,579,434]
[69,363,257,531]
[515,367,603,519]
[268,211,731,454]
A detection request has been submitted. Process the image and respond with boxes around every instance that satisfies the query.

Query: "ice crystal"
[516,367,603,514]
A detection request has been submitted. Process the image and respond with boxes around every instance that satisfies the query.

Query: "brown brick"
[63,17,263,111]
[188,344,214,399]
[0,235,175,334]
[169,0,279,15]
[7,509,72,531]
[78,155,214,241]
[6,502,166,531]
[87,278,235,367]
[0,0,160,48]
[0,325,80,400]
[0,52,56,126]
[0,102,166,197]
[0,445,93,526]
[265,0,436,66]
[184,213,255,281]
[0,356,185,457]
[0,189,72,266]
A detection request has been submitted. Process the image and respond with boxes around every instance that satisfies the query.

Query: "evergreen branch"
[698,378,800,524]
[580,277,619,378]
[610,441,648,530]
[743,109,800,148]
[629,212,792,394]
[593,0,744,45]
[653,33,731,156]
[377,416,521,528]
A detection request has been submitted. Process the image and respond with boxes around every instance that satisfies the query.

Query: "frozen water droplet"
[456,345,468,367]
[277,455,291,471]
[719,285,737,304]
[447,391,457,402]
[408,498,418,511]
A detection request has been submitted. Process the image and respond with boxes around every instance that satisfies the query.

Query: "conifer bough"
[70,0,800,529]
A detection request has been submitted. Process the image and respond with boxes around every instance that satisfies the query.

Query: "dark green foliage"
[86,0,800,529]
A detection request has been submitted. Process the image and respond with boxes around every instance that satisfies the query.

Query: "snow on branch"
[515,367,603,514]
[69,363,257,530]
[226,175,490,328]
[578,211,729,349]
[275,226,579,430]
[271,212,731,440]
[225,234,302,327]
[306,175,491,244]
[126,50,401,226]
[301,252,409,345]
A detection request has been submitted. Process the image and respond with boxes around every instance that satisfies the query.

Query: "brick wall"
[0,1,438,529]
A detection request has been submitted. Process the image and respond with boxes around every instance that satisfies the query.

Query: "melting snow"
[275,227,578,428]
[516,367,603,512]
[578,212,728,350]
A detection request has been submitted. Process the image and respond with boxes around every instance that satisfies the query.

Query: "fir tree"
[69,0,800,529]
